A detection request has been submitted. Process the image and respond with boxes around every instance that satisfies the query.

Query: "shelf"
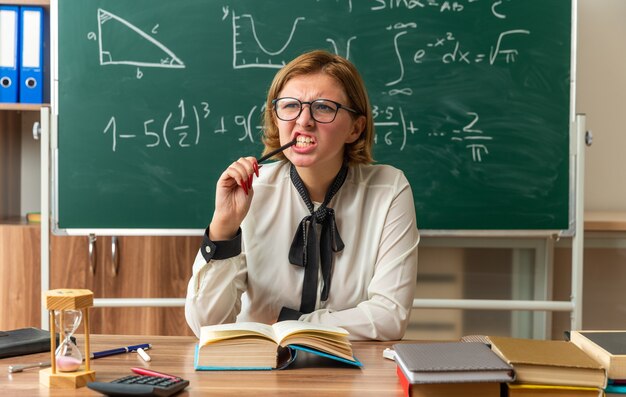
[0,217,39,227]
[0,0,49,5]
[585,211,626,232]
[0,103,49,112]
[0,0,51,111]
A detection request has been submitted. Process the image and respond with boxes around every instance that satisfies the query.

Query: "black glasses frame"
[272,97,359,123]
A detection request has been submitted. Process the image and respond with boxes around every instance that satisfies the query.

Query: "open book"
[194,320,362,370]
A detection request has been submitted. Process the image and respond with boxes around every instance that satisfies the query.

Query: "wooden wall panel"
[0,112,21,219]
[50,235,201,336]
[0,224,41,329]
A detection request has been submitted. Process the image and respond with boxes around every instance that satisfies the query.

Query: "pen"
[91,343,152,359]
[257,139,297,163]
[131,367,178,379]
[8,343,152,373]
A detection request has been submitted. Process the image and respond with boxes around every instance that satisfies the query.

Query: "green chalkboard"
[54,0,573,233]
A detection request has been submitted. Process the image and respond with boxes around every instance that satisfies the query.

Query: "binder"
[0,6,19,103]
[19,6,43,103]
[0,327,73,359]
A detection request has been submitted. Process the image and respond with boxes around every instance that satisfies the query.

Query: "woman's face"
[275,72,365,171]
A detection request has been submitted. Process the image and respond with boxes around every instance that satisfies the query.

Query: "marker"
[137,347,151,362]
[257,139,297,164]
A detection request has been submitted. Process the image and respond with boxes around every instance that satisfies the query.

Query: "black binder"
[0,327,72,359]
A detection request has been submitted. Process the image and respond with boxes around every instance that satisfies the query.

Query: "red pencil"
[131,367,179,379]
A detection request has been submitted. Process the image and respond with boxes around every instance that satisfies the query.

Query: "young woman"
[185,50,419,340]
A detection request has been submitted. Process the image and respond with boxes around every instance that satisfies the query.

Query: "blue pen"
[8,343,153,373]
[90,343,152,359]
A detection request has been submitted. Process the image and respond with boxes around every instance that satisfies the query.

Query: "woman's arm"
[184,156,258,337]
[184,248,247,338]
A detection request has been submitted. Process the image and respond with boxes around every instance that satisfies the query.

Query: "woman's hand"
[209,156,259,241]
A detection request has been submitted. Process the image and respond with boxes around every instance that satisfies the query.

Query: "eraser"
[137,347,151,362]
[382,348,396,361]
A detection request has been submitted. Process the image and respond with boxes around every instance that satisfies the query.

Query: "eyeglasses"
[272,97,359,123]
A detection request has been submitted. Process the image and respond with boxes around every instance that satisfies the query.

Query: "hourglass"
[39,289,96,388]
[55,309,83,372]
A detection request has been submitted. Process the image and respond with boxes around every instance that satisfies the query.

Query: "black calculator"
[87,374,189,397]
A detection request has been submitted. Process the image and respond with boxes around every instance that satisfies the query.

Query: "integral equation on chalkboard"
[88,0,535,163]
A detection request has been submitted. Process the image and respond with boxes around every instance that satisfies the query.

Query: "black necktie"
[288,162,347,313]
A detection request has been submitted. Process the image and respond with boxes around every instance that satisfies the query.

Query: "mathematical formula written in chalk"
[85,0,536,163]
[102,99,492,162]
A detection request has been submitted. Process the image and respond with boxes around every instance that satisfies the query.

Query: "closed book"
[488,336,607,388]
[396,366,501,397]
[0,327,68,359]
[606,382,626,394]
[194,320,361,370]
[393,342,514,384]
[25,212,41,223]
[569,330,626,380]
[506,384,603,397]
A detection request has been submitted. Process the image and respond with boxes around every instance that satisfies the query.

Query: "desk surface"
[2,334,403,396]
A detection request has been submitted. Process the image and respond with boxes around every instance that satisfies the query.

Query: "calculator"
[87,374,189,397]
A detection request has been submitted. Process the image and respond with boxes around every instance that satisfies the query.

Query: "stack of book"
[393,342,514,397]
[392,333,626,396]
[488,336,606,397]
[569,330,626,396]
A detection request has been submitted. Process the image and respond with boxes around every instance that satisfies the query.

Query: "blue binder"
[19,6,42,104]
[0,6,19,103]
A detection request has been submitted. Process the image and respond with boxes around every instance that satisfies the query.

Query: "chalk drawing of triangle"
[97,8,185,69]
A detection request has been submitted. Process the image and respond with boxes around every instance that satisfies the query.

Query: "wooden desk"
[1,334,403,396]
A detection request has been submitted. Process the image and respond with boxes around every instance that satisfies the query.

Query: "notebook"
[488,336,607,388]
[0,327,69,359]
[393,342,515,384]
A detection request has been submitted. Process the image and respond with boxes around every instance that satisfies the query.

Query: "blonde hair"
[261,50,374,165]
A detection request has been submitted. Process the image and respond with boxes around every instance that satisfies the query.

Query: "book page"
[271,320,348,343]
[199,322,277,346]
[286,337,353,361]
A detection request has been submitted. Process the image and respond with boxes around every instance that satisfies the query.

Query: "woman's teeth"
[296,136,314,147]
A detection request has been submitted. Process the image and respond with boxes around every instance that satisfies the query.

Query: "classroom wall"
[578,0,626,211]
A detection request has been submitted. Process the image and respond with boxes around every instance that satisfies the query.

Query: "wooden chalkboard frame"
[50,0,577,236]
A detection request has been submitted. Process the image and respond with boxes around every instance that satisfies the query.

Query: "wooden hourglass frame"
[39,289,96,388]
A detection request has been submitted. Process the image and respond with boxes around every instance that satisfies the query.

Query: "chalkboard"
[54,0,573,233]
